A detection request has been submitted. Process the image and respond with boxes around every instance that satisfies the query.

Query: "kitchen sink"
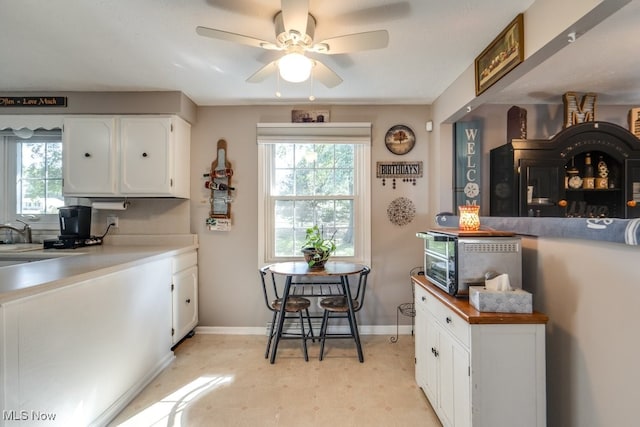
[0,243,44,253]
[0,244,76,267]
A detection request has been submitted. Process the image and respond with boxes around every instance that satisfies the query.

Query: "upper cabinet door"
[63,117,117,196]
[119,117,172,196]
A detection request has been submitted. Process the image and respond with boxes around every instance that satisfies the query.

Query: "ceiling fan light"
[278,52,313,83]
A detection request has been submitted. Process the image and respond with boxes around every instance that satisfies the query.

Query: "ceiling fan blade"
[196,26,280,50]
[246,61,278,83]
[313,30,389,54]
[281,0,309,35]
[312,60,343,88]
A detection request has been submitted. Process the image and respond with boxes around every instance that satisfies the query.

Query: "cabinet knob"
[558,199,568,207]
[142,152,148,158]
[628,200,637,208]
[446,316,452,324]
[185,298,191,304]
[84,153,91,158]
[421,296,426,302]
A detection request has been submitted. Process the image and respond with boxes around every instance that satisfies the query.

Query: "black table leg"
[342,275,364,362]
[270,275,292,364]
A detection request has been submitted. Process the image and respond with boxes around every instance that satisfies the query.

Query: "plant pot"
[302,248,328,269]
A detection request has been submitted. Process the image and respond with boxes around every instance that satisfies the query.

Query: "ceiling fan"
[196,0,389,88]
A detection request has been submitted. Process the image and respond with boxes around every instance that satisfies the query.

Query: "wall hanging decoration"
[384,125,416,155]
[0,96,67,107]
[291,109,330,123]
[387,197,416,226]
[205,139,234,231]
[563,92,597,127]
[376,161,422,189]
[474,13,524,95]
[454,121,482,208]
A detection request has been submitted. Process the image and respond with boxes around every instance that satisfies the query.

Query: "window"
[1,128,64,227]
[257,123,371,265]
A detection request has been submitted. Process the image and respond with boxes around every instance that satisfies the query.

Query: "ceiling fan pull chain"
[308,72,315,101]
[275,71,282,98]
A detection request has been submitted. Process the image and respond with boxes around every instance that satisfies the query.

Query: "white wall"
[189,105,431,328]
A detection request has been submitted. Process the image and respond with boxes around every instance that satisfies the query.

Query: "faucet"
[0,219,32,243]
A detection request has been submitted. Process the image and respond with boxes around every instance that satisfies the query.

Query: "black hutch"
[490,121,640,218]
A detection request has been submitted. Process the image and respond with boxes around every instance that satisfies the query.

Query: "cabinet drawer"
[173,251,197,273]
[414,283,430,308]
[430,296,470,348]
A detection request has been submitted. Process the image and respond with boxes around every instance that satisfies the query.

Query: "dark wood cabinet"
[490,121,640,218]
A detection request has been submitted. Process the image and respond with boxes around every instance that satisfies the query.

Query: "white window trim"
[0,116,64,229]
[257,122,371,266]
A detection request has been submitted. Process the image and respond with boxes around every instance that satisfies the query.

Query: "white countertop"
[0,235,198,303]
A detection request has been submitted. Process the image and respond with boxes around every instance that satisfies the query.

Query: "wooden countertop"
[412,274,548,325]
[417,227,517,237]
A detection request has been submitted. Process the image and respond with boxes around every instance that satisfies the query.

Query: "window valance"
[0,115,63,130]
[256,122,371,145]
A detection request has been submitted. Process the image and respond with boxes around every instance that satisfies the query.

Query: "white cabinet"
[63,115,190,198]
[414,277,547,427]
[416,284,470,427]
[62,116,117,195]
[0,258,174,427]
[172,250,198,345]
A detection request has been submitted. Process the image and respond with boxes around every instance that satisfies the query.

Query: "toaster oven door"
[424,251,457,295]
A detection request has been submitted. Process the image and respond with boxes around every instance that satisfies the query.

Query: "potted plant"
[300,225,336,269]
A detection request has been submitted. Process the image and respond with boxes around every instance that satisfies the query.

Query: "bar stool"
[318,266,370,361]
[259,265,314,361]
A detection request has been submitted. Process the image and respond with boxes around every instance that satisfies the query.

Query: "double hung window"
[257,123,371,265]
[1,127,63,228]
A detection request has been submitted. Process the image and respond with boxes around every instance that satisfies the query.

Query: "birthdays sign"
[455,121,482,207]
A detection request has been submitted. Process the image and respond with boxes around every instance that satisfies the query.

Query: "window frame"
[0,116,64,229]
[257,123,371,266]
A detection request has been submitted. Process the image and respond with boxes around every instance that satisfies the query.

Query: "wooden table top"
[268,261,368,277]
[412,274,548,325]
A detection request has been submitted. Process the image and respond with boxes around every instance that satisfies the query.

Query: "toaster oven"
[417,229,522,297]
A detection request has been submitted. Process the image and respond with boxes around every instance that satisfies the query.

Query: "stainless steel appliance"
[417,229,522,297]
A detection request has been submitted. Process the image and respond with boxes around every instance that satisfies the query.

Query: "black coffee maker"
[58,205,92,240]
[44,205,102,249]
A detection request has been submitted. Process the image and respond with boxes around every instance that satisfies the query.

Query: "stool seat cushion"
[272,296,311,312]
[319,296,359,312]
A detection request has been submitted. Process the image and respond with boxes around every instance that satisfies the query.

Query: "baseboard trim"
[195,324,414,336]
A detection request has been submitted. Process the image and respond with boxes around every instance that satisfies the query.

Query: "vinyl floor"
[109,333,441,427]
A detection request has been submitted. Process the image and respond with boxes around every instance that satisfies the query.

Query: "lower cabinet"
[172,250,198,345]
[414,280,547,427]
[0,258,174,427]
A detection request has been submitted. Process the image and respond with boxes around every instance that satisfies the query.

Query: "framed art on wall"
[474,13,524,96]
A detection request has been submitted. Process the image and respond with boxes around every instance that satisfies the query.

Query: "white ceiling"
[1,0,638,107]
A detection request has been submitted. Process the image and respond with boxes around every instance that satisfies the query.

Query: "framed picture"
[291,109,330,123]
[474,13,524,96]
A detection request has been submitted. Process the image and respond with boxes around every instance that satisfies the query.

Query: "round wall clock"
[385,125,416,155]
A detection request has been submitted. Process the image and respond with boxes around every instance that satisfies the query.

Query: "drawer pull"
[431,347,439,357]
[446,316,452,324]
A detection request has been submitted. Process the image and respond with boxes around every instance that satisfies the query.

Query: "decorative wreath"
[387,197,416,226]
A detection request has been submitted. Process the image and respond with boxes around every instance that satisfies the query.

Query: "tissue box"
[469,286,533,313]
